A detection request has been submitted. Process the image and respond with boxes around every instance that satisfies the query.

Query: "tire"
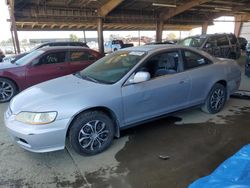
[201,83,227,114]
[69,111,115,156]
[0,78,17,103]
[113,48,117,51]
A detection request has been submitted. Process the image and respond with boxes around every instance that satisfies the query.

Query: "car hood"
[0,62,18,69]
[10,74,111,117]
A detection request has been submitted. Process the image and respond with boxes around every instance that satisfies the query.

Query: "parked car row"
[3,44,241,156]
[0,46,102,103]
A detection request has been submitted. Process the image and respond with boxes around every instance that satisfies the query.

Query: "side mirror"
[129,71,151,84]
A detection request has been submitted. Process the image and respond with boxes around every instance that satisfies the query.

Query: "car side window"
[205,37,217,48]
[182,50,211,70]
[216,35,229,46]
[228,34,237,45]
[69,51,97,62]
[38,51,66,65]
[140,51,180,78]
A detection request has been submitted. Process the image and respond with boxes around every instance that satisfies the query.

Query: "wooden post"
[97,18,104,55]
[8,5,20,54]
[202,22,208,35]
[234,15,243,37]
[156,20,164,42]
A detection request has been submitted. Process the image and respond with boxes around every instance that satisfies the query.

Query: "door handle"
[179,80,187,84]
[57,67,64,70]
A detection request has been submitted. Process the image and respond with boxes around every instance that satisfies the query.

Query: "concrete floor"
[0,56,250,188]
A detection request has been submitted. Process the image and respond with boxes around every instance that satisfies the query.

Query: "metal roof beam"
[162,0,213,21]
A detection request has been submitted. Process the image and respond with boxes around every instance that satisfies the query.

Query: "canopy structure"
[6,0,250,53]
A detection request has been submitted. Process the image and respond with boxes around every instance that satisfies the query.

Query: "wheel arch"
[0,76,19,92]
[66,106,120,138]
[211,80,228,99]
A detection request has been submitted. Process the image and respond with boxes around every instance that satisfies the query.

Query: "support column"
[83,30,86,43]
[201,22,208,35]
[97,18,104,55]
[8,5,20,54]
[156,20,164,42]
[138,30,141,46]
[10,29,17,54]
[234,15,243,38]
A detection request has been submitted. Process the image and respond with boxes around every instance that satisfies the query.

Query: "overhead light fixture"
[215,7,232,11]
[152,3,177,8]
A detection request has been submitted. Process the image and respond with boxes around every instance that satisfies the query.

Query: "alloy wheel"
[210,88,225,111]
[78,120,109,151]
[0,81,14,102]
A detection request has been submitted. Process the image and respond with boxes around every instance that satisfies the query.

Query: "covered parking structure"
[6,0,250,54]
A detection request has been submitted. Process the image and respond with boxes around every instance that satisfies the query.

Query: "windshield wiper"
[83,75,100,83]
[75,72,100,83]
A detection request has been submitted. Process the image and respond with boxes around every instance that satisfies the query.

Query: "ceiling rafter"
[99,0,124,17]
[161,0,213,21]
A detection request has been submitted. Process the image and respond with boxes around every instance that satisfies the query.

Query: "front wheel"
[69,111,115,156]
[201,83,227,114]
[0,78,17,103]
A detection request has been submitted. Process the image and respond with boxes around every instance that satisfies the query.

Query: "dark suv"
[179,33,241,59]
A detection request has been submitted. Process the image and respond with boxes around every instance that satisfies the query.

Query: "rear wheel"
[69,111,115,155]
[201,83,227,114]
[0,78,17,103]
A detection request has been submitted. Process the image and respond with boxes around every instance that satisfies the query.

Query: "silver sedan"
[5,45,241,155]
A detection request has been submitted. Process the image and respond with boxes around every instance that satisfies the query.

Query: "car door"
[216,35,230,58]
[181,49,214,105]
[121,50,192,125]
[68,50,98,73]
[25,50,70,88]
[203,36,220,57]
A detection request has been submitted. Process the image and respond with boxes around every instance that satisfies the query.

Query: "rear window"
[216,35,229,46]
[69,50,98,62]
[179,37,206,47]
[228,35,237,45]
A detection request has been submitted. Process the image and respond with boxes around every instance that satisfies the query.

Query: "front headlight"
[15,112,57,125]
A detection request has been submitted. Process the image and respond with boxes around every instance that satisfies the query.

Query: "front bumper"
[4,109,71,153]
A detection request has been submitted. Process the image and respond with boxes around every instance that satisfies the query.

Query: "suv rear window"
[228,34,237,45]
[179,37,206,47]
[216,35,229,46]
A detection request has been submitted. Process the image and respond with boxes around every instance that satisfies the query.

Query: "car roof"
[37,46,90,52]
[119,44,215,60]
[120,44,196,52]
[185,33,235,39]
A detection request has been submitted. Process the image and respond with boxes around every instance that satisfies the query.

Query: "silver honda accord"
[4,45,241,155]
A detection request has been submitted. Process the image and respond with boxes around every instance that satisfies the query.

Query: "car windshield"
[15,50,44,65]
[179,37,206,47]
[79,51,146,84]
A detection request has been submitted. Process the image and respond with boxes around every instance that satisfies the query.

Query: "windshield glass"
[80,51,146,84]
[179,37,206,47]
[15,50,44,65]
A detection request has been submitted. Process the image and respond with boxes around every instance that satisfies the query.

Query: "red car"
[0,46,102,102]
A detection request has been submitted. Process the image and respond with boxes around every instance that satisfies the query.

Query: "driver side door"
[121,50,192,125]
[25,50,70,89]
